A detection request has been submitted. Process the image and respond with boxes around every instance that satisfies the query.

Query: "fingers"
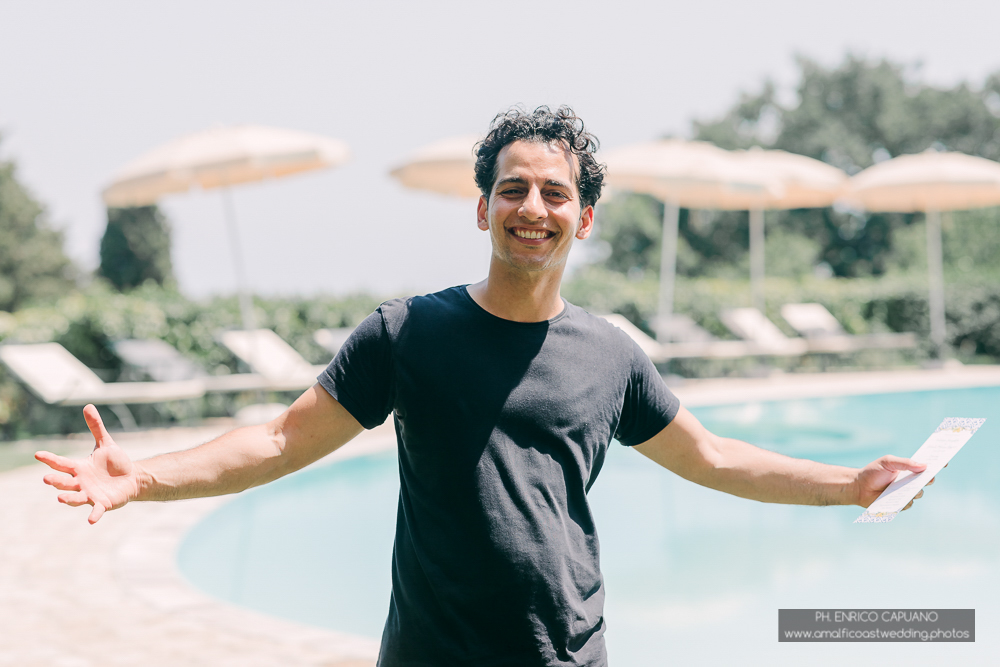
[43,473,81,492]
[58,491,92,506]
[57,490,109,523]
[83,404,112,449]
[88,503,106,525]
[53,487,109,524]
[35,451,77,474]
[925,476,936,487]
[901,488,927,512]
[879,455,927,473]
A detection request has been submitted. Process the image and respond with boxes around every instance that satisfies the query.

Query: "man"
[37,106,930,667]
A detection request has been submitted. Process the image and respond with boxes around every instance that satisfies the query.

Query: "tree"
[593,192,663,279]
[0,143,76,312]
[592,196,748,280]
[691,55,1000,277]
[99,205,174,291]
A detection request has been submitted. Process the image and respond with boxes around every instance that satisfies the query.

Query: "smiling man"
[36,106,930,667]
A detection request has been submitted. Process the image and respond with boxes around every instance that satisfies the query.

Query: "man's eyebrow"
[495,176,527,187]
[495,177,573,190]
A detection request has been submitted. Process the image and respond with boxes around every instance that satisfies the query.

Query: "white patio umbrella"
[389,135,481,199]
[102,125,351,330]
[604,140,782,340]
[730,148,847,312]
[844,150,1000,357]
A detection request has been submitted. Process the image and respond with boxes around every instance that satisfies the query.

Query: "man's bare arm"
[35,384,363,523]
[634,407,930,508]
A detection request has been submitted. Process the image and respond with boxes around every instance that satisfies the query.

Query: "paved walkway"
[1,420,396,667]
[670,361,1000,406]
[4,363,1000,665]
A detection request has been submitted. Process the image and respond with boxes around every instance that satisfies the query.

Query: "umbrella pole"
[926,208,946,358]
[749,208,765,313]
[655,200,680,342]
[221,186,258,332]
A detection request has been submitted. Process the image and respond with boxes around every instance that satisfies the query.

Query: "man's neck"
[467,260,567,323]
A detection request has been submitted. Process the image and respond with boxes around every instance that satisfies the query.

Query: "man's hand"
[34,387,363,522]
[854,455,935,510]
[35,404,141,524]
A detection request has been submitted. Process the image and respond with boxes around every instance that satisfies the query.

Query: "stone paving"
[670,361,1000,407]
[4,363,1000,666]
[1,419,395,667]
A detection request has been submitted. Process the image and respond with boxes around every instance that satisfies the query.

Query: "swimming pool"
[178,386,999,665]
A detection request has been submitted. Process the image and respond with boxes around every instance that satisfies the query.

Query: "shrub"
[564,267,1000,373]
[0,282,384,439]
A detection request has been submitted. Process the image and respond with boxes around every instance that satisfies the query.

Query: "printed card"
[855,418,985,524]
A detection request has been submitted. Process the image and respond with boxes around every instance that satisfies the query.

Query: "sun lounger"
[654,313,762,358]
[0,342,205,410]
[218,329,329,391]
[779,303,917,353]
[113,339,203,382]
[113,339,270,392]
[600,314,754,361]
[719,308,809,356]
[650,313,718,343]
[313,327,355,356]
[601,315,669,362]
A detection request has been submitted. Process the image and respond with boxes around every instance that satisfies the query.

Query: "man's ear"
[576,205,594,240]
[477,195,489,231]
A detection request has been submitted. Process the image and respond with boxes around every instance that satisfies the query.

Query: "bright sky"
[2,0,999,299]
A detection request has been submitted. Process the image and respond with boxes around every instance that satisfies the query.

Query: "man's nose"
[519,187,547,221]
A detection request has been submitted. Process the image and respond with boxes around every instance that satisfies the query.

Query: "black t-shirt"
[318,286,679,667]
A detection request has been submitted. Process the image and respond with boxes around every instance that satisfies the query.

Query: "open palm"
[35,404,141,524]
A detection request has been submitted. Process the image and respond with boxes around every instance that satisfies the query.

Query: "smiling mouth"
[511,228,554,240]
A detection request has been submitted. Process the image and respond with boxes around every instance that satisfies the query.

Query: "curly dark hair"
[474,105,606,209]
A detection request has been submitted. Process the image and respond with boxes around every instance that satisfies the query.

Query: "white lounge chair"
[600,314,754,361]
[313,327,355,356]
[719,308,809,356]
[218,329,329,391]
[113,339,203,382]
[650,313,717,343]
[0,342,206,406]
[113,339,271,392]
[779,303,917,353]
[0,342,206,429]
[600,314,669,362]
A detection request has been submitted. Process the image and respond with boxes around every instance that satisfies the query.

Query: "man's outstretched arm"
[35,384,363,524]
[635,407,931,508]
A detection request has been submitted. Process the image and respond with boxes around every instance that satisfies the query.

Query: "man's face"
[477,140,594,275]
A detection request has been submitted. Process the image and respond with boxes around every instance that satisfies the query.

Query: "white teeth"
[515,229,548,239]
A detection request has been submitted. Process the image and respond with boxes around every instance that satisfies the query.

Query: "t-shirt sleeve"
[317,309,394,429]
[614,340,681,447]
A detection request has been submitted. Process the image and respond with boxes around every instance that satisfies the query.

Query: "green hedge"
[4,273,1000,438]
[564,266,1000,365]
[0,281,384,439]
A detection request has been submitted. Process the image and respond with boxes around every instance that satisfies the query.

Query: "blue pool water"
[178,387,1000,665]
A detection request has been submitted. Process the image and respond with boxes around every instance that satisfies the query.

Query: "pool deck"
[670,361,1000,407]
[1,421,396,667]
[4,363,1000,665]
